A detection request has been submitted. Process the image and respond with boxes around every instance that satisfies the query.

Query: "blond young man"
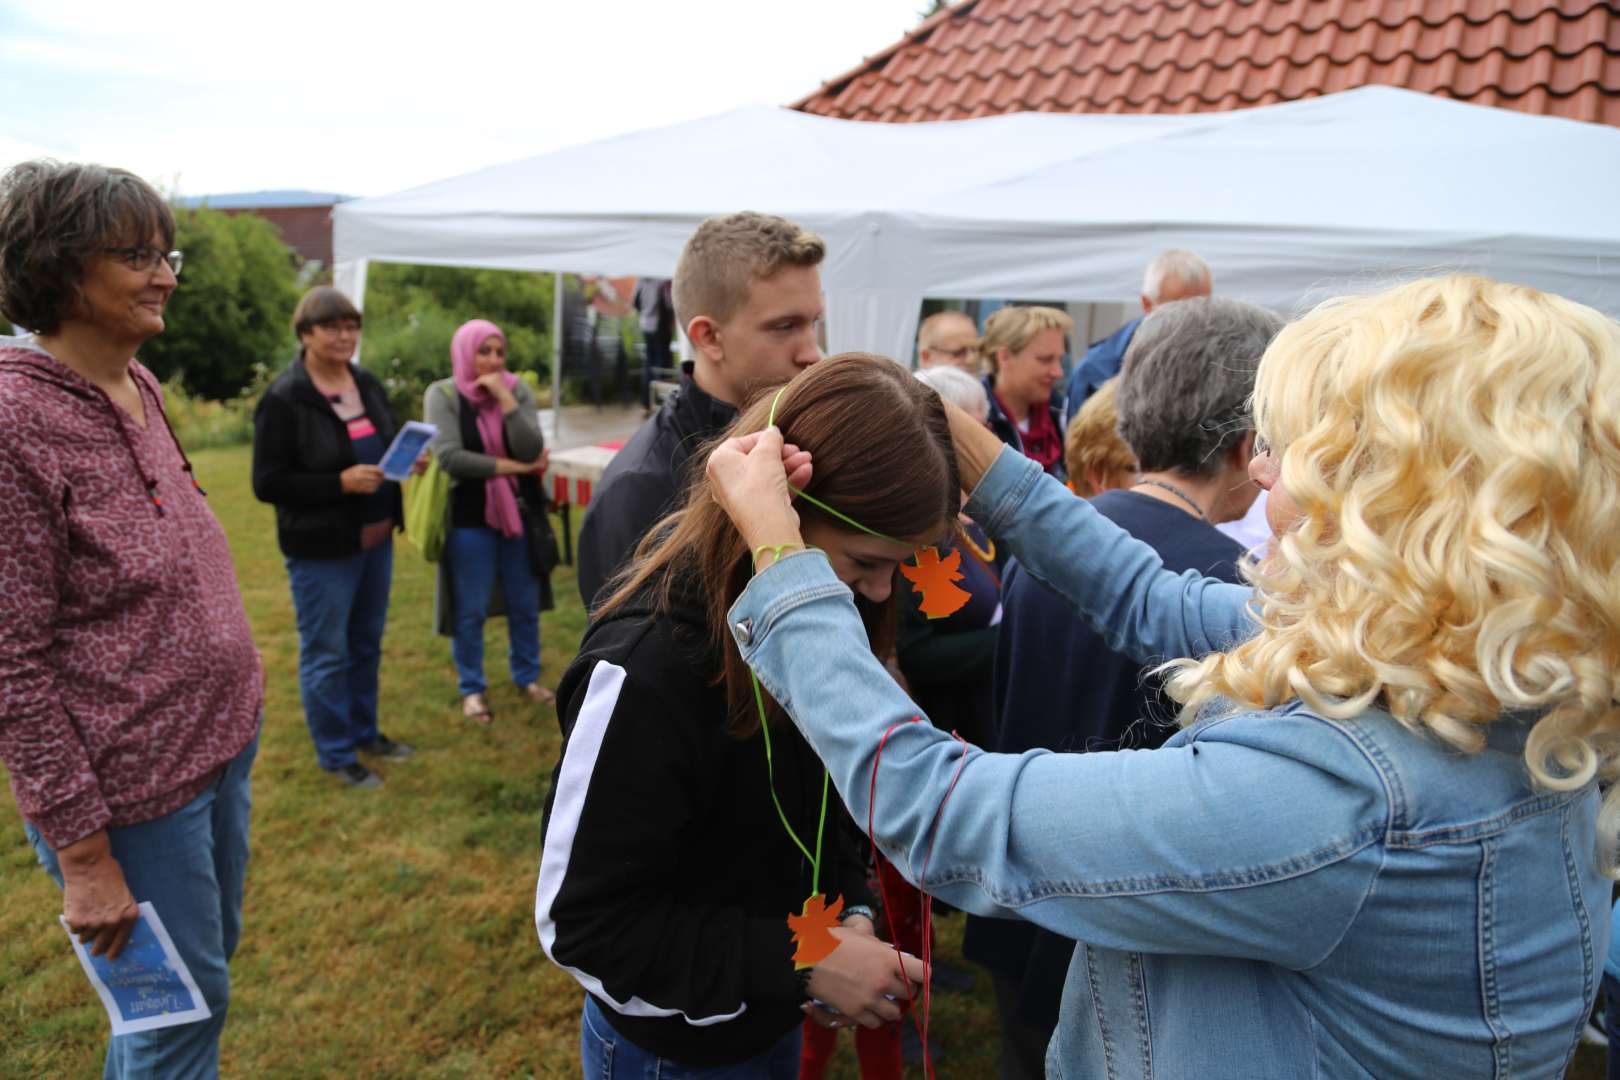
[577,212,825,608]
[916,310,981,372]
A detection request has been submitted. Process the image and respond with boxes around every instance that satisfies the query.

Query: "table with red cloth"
[541,439,623,565]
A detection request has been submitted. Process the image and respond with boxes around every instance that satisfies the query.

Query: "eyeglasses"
[102,246,184,277]
[926,344,979,360]
[314,319,362,335]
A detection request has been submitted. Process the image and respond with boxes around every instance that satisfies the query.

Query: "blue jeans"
[27,733,258,1080]
[580,997,801,1080]
[285,542,392,769]
[1604,972,1620,1080]
[447,526,540,696]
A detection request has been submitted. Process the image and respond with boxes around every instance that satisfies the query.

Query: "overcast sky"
[2,0,928,197]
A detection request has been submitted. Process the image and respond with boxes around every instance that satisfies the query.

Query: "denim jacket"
[729,447,1607,1078]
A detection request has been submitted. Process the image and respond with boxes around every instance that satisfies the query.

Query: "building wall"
[221,205,336,268]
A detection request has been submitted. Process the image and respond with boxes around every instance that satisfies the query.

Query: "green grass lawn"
[0,443,1005,1079]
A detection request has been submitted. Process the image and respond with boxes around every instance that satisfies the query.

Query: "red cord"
[867,716,972,1080]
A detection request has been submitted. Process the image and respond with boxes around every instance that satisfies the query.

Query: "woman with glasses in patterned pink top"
[0,159,264,1079]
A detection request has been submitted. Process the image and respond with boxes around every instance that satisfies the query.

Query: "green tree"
[140,207,301,400]
[360,263,556,420]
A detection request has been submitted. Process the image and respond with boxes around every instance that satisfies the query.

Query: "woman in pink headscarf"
[425,319,553,722]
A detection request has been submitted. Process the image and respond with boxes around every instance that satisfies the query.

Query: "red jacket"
[0,339,262,849]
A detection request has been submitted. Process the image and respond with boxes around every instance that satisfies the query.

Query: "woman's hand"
[804,924,926,1028]
[57,831,139,959]
[494,451,549,478]
[340,464,386,494]
[941,398,1006,493]
[473,372,518,412]
[705,427,812,561]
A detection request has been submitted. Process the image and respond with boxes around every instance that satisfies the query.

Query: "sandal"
[462,693,494,725]
[523,683,557,706]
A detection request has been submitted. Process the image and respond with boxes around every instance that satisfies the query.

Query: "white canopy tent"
[335,85,1620,374]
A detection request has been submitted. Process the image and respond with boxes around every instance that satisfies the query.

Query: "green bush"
[159,362,273,451]
[157,260,576,437]
[142,207,301,400]
[359,264,556,420]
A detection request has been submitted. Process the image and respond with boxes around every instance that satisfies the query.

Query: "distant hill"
[178,190,354,210]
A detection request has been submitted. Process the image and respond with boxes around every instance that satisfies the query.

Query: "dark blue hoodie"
[963,487,1248,1030]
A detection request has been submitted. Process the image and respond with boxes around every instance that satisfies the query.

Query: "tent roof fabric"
[793,0,1620,128]
[334,87,1620,363]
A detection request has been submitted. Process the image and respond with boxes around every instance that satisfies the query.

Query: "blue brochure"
[61,901,211,1035]
[380,420,437,481]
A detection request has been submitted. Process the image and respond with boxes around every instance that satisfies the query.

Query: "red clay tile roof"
[793,0,1620,127]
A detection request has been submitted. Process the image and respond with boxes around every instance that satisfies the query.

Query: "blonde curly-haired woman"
[707,274,1620,1078]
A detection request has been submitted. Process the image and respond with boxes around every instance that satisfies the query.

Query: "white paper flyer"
[61,901,212,1036]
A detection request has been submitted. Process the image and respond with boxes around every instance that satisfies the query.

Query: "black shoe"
[360,735,413,760]
[328,762,383,789]
[929,958,976,995]
[900,1022,945,1065]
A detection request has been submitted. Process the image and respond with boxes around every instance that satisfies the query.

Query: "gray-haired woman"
[0,160,262,1078]
[967,296,1282,1077]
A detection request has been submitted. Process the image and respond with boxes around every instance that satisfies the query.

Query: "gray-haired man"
[1063,249,1212,420]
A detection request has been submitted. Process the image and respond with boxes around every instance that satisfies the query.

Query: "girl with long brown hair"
[536,354,939,1078]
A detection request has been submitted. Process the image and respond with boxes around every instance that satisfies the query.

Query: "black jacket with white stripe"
[536,579,876,1066]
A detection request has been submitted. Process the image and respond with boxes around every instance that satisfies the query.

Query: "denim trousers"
[285,542,392,769]
[1604,973,1620,1080]
[27,733,258,1080]
[581,997,801,1080]
[446,526,540,696]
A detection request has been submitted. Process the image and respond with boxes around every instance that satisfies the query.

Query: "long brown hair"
[596,352,960,736]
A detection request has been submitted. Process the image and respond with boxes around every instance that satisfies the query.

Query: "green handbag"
[402,383,454,561]
[403,456,449,561]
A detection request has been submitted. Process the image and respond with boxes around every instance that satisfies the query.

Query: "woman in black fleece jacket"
[537,355,953,1076]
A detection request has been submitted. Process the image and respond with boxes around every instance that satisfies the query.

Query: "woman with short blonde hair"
[708,274,1620,1076]
[981,305,1072,476]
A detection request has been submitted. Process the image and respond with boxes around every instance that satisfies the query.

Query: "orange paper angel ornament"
[787,893,844,969]
[900,547,971,619]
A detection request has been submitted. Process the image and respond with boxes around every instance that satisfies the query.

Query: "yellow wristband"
[752,542,806,569]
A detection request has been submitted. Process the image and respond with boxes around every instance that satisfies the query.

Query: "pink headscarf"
[451,319,524,538]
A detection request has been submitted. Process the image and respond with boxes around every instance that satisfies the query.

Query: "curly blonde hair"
[1164,275,1620,863]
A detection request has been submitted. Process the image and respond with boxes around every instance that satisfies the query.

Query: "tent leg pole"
[552,271,564,447]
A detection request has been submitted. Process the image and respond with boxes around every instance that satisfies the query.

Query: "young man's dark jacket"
[576,363,736,610]
[537,573,876,1067]
[251,355,403,559]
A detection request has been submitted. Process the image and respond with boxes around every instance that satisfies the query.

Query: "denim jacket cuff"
[727,551,846,662]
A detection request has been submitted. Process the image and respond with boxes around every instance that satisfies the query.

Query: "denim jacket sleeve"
[729,553,1389,970]
[966,446,1256,664]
